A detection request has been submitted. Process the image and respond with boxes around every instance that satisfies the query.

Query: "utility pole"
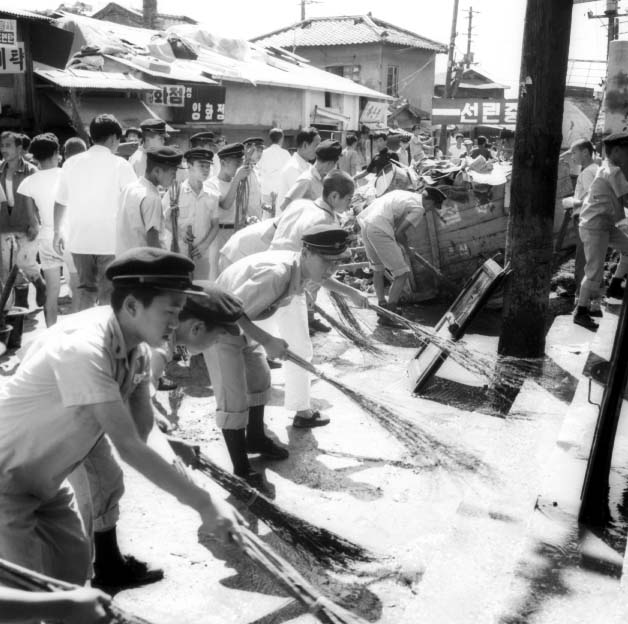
[464,6,479,68]
[587,0,628,58]
[143,0,157,29]
[497,1,574,359]
[301,0,306,20]
[439,0,460,154]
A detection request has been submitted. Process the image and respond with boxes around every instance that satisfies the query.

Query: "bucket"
[0,324,13,349]
[5,307,28,349]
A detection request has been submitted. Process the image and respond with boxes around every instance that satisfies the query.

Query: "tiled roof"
[251,14,446,52]
[0,7,53,22]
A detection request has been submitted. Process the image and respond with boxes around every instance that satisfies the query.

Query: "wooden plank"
[408,258,508,393]
[424,210,442,270]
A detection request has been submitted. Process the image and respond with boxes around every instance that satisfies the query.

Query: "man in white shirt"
[447,133,467,160]
[16,134,63,325]
[257,128,290,211]
[117,147,184,255]
[128,118,168,178]
[163,148,220,279]
[278,140,342,212]
[53,114,137,311]
[276,127,320,208]
[562,139,599,308]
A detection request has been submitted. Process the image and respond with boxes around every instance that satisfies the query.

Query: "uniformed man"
[128,118,169,177]
[276,127,320,207]
[278,139,342,212]
[358,188,445,325]
[124,127,141,144]
[163,148,220,279]
[0,248,244,586]
[206,142,257,280]
[213,225,365,466]
[575,131,628,330]
[116,147,184,255]
[177,132,220,182]
[218,216,279,273]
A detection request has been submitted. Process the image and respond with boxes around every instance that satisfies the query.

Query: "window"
[387,65,399,97]
[325,65,361,83]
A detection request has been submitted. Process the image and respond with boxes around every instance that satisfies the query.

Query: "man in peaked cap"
[278,139,342,213]
[163,148,220,279]
[206,142,262,280]
[128,118,169,177]
[0,247,244,587]
[575,131,628,330]
[211,225,367,475]
[190,131,216,150]
[117,147,184,255]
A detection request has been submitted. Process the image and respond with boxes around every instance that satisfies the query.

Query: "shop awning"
[35,63,156,91]
[314,105,350,123]
[45,93,175,132]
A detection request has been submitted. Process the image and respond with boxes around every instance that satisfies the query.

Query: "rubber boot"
[92,526,163,590]
[222,428,252,477]
[246,405,289,460]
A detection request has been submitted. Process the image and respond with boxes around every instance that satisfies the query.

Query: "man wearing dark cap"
[206,141,262,280]
[190,131,216,150]
[128,118,169,177]
[163,148,219,278]
[278,139,342,212]
[117,147,183,255]
[358,188,445,326]
[54,114,137,310]
[575,131,628,330]
[0,247,244,587]
[124,127,141,144]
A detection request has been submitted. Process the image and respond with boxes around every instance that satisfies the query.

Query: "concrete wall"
[292,43,437,112]
[224,83,303,129]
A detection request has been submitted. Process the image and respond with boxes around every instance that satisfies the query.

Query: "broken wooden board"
[407,258,509,394]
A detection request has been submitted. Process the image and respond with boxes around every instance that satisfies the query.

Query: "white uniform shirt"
[16,168,62,241]
[116,177,164,255]
[207,172,262,227]
[358,190,425,237]
[257,143,291,198]
[580,161,628,230]
[270,198,338,252]
[56,145,137,255]
[0,307,150,499]
[163,180,219,257]
[277,152,310,208]
[573,162,599,215]
[219,218,278,267]
[128,146,146,177]
[216,250,304,321]
[282,165,323,209]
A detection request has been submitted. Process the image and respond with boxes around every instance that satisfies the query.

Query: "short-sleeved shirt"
[216,250,304,321]
[16,168,62,241]
[0,306,151,499]
[116,177,164,254]
[277,152,310,207]
[207,171,263,226]
[573,162,599,215]
[219,218,278,266]
[163,179,219,255]
[448,144,467,159]
[128,146,146,177]
[339,148,360,177]
[270,198,338,252]
[579,162,628,230]
[56,145,137,254]
[258,144,291,197]
[282,165,323,207]
[358,190,425,238]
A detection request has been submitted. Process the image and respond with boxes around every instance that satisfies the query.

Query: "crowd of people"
[0,112,451,621]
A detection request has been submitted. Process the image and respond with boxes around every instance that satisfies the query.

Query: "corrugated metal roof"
[251,14,446,52]
[34,62,156,91]
[0,7,53,22]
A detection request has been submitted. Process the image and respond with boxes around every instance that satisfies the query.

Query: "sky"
[16,0,617,93]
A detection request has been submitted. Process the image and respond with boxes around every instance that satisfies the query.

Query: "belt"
[219,224,235,229]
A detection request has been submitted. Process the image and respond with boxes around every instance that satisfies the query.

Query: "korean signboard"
[431,98,518,126]
[0,19,16,45]
[360,100,388,128]
[146,84,226,123]
[0,44,25,74]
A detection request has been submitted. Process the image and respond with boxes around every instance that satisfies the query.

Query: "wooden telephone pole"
[497,0,574,360]
[439,0,460,154]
